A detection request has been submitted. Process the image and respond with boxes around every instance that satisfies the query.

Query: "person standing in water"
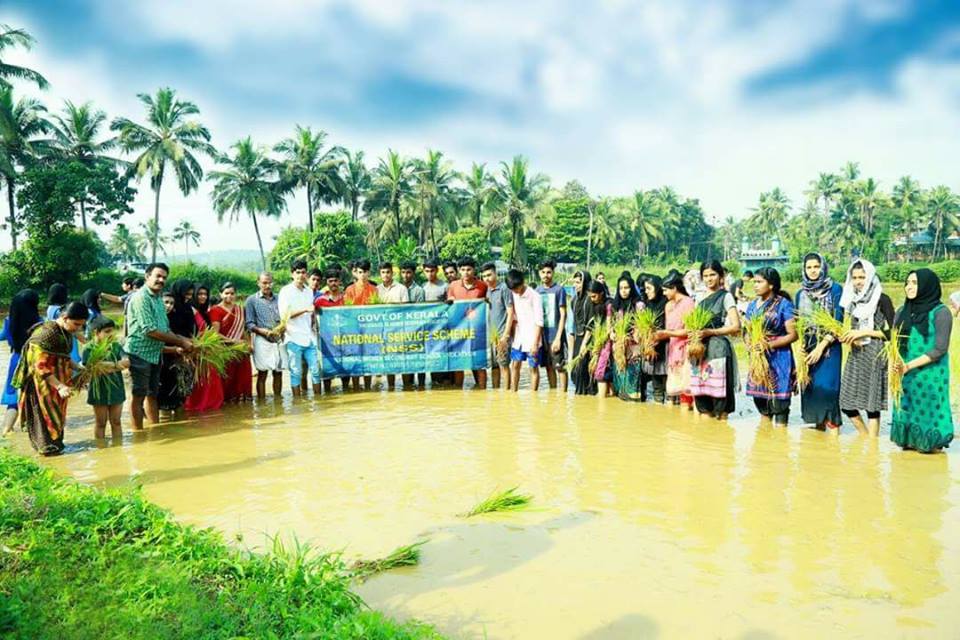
[744,267,797,426]
[688,260,741,419]
[794,253,843,433]
[1,289,41,436]
[536,260,568,391]
[507,269,543,392]
[279,260,322,397]
[482,261,514,390]
[659,272,695,410]
[447,257,488,389]
[83,316,130,441]
[838,259,894,437]
[609,273,644,400]
[890,269,954,453]
[641,275,668,403]
[246,272,287,401]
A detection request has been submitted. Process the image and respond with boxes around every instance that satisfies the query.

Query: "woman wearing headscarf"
[14,301,88,456]
[571,274,606,395]
[795,253,844,432]
[659,272,695,410]
[80,289,103,339]
[688,260,741,419]
[640,275,668,403]
[838,259,895,437]
[890,269,953,452]
[1,290,41,435]
[744,267,797,426]
[610,273,645,400]
[158,279,196,412]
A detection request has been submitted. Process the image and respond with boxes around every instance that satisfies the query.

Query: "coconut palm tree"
[110,87,214,263]
[851,177,889,240]
[108,222,144,264]
[139,219,167,258]
[365,150,412,245]
[496,155,549,269]
[0,25,48,90]
[806,172,840,217]
[841,161,860,182]
[926,186,960,261]
[411,149,458,256]
[891,175,925,237]
[338,149,370,221]
[749,188,791,243]
[463,162,497,227]
[48,100,122,230]
[618,190,666,262]
[208,137,286,271]
[274,125,343,234]
[172,219,201,258]
[588,198,624,261]
[0,87,50,249]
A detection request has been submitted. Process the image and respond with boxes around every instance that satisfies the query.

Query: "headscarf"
[9,289,40,353]
[897,268,942,338]
[839,259,882,333]
[572,271,595,331]
[169,279,197,338]
[80,289,101,314]
[586,281,609,326]
[193,283,211,325]
[643,275,667,327]
[800,252,835,312]
[47,283,68,306]
[612,273,642,314]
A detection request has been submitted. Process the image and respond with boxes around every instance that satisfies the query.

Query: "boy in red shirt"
[446,257,488,389]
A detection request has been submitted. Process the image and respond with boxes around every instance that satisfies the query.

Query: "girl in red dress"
[184,299,225,413]
[209,283,253,401]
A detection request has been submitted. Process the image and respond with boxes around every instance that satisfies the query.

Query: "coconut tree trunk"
[351,198,359,221]
[393,201,402,244]
[306,183,313,234]
[5,176,16,251]
[151,184,162,263]
[251,209,266,271]
[80,199,88,232]
[475,202,481,227]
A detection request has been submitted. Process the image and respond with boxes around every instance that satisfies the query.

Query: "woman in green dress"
[890,268,953,453]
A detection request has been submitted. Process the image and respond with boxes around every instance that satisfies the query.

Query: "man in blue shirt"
[535,259,568,391]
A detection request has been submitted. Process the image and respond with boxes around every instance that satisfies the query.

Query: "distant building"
[740,239,789,271]
[893,230,960,260]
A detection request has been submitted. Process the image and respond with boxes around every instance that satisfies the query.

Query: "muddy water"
[8,373,960,638]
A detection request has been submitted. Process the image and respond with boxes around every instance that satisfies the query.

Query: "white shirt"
[377,281,409,304]
[278,282,316,347]
[511,286,544,352]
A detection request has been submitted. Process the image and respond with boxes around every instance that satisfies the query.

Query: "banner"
[319,300,489,376]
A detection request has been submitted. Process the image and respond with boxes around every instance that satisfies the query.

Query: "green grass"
[459,487,533,518]
[351,540,428,580]
[0,447,443,640]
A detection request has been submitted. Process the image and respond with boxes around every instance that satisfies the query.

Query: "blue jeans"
[286,342,320,386]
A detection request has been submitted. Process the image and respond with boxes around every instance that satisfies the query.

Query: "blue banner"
[319,300,489,376]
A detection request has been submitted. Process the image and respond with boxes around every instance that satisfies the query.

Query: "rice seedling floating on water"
[793,315,811,391]
[612,311,636,372]
[351,540,428,580]
[683,307,714,363]
[879,326,906,408]
[73,334,123,398]
[744,313,774,390]
[459,487,533,517]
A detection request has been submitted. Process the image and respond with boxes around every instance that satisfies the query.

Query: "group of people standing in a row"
[573,254,952,453]
[1,250,954,456]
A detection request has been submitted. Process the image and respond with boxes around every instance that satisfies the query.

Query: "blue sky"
[3,0,959,254]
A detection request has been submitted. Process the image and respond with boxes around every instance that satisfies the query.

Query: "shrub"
[167,263,259,295]
[438,226,491,264]
[0,229,107,300]
[268,212,368,272]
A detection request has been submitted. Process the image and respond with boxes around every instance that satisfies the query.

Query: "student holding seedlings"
[246,272,287,401]
[794,253,844,432]
[209,283,253,402]
[570,272,602,395]
[890,269,954,453]
[659,272,695,410]
[640,275,668,403]
[744,267,798,426]
[688,260,741,419]
[83,316,130,441]
[609,273,644,400]
[837,259,895,437]
[482,262,514,390]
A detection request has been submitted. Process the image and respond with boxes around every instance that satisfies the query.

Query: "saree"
[15,321,73,455]
[210,304,252,401]
[690,290,737,416]
[184,311,224,412]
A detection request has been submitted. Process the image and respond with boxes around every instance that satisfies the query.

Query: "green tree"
[618,190,666,262]
[544,197,590,263]
[268,211,367,272]
[108,222,144,264]
[891,175,925,237]
[139,219,167,258]
[438,225,491,263]
[411,149,458,257]
[208,137,287,271]
[274,125,342,234]
[2,228,106,292]
[463,162,497,227]
[0,24,48,90]
[365,150,412,245]
[339,149,370,221]
[172,219,201,257]
[748,188,791,243]
[111,87,215,263]
[48,100,122,230]
[384,236,419,265]
[497,155,549,269]
[926,186,960,261]
[852,177,889,240]
[806,172,840,217]
[0,87,49,249]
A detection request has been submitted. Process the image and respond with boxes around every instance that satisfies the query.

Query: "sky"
[2,0,960,256]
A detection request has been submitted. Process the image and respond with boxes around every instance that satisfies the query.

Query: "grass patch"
[0,447,442,640]
[459,487,533,518]
[351,540,428,580]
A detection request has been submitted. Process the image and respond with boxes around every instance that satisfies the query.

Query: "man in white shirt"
[278,259,321,397]
[507,269,543,392]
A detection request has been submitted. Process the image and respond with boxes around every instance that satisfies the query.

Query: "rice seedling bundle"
[588,316,611,375]
[879,326,905,408]
[459,487,533,517]
[266,312,290,340]
[683,307,714,363]
[804,307,846,339]
[744,314,774,390]
[612,311,636,372]
[73,334,123,398]
[793,315,811,391]
[633,309,658,361]
[351,540,427,580]
[186,329,250,383]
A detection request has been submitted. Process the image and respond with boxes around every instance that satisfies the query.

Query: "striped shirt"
[244,291,281,331]
[123,287,170,364]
